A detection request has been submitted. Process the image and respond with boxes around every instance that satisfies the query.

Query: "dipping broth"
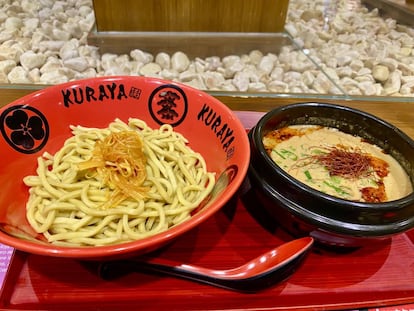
[263,125,413,202]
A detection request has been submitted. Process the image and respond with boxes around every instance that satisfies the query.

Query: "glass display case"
[0,0,413,101]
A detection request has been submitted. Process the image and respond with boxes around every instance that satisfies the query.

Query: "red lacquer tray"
[2,111,414,311]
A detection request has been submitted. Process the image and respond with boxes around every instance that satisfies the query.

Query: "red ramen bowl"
[248,102,414,247]
[0,76,250,259]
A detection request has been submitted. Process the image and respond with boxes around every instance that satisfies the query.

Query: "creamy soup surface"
[263,125,413,202]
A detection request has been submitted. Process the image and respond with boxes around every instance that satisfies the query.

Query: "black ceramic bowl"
[248,102,414,247]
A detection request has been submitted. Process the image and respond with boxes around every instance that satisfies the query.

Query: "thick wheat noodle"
[24,118,216,247]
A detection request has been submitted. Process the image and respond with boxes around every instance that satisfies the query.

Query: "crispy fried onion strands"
[77,130,148,208]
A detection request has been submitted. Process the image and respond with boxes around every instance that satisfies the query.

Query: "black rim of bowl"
[250,102,414,211]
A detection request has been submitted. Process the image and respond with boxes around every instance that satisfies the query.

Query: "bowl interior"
[0,76,250,258]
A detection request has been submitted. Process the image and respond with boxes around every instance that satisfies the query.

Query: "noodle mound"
[23,118,216,246]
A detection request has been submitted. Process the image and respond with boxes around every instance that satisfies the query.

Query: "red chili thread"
[312,146,372,179]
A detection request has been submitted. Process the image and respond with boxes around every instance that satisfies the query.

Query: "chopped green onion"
[279,149,298,160]
[304,170,312,180]
[323,181,351,196]
[272,150,285,159]
[311,149,327,155]
[369,179,378,186]
[330,175,342,184]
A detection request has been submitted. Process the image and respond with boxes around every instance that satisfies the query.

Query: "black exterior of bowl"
[248,163,401,247]
[248,102,414,244]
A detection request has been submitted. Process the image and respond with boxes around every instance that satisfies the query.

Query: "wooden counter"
[213,94,414,139]
[0,87,413,138]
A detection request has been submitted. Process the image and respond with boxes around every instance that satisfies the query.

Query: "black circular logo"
[148,84,188,127]
[0,105,49,154]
